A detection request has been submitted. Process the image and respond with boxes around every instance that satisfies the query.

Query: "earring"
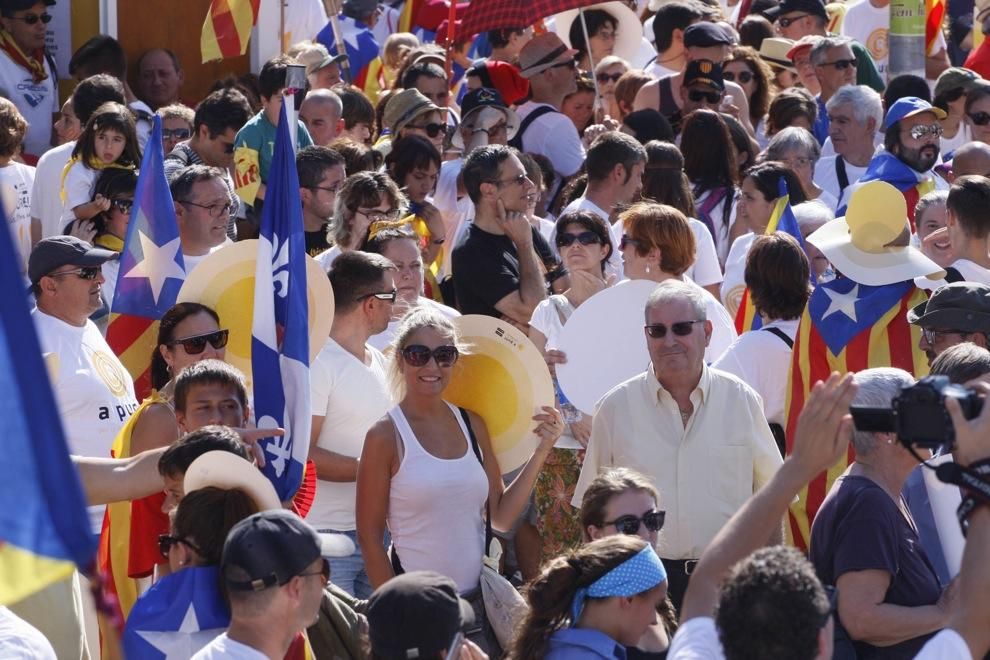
[645,265,651,274]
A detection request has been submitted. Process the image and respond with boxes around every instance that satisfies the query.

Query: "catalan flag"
[846,151,937,232]
[734,178,806,334]
[316,14,384,101]
[106,115,186,400]
[0,200,96,605]
[926,0,946,57]
[784,278,929,549]
[201,0,260,63]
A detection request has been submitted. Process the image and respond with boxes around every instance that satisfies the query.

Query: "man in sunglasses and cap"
[908,282,990,367]
[0,0,59,162]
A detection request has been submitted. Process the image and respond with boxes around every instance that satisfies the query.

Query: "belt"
[661,558,699,576]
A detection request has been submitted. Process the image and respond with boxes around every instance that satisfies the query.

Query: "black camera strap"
[933,460,990,536]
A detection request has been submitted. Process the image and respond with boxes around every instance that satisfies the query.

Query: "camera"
[849,375,983,450]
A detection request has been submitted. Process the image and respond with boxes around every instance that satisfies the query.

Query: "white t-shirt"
[0,53,57,160]
[810,188,839,213]
[30,141,73,240]
[720,232,754,319]
[32,309,138,531]
[0,161,35,278]
[308,338,392,531]
[0,606,56,660]
[283,0,327,45]
[841,0,946,80]
[712,318,799,425]
[646,59,680,80]
[700,284,737,364]
[813,156,869,210]
[917,257,990,290]
[369,298,460,352]
[435,158,476,281]
[515,101,586,178]
[190,633,267,660]
[181,241,232,275]
[686,218,723,288]
[529,295,585,450]
[315,244,342,272]
[667,616,726,660]
[914,629,973,660]
[941,122,972,157]
[59,160,99,226]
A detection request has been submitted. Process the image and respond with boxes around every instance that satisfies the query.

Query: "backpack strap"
[508,105,559,150]
[459,407,494,556]
[695,187,728,240]
[943,266,965,283]
[762,325,795,349]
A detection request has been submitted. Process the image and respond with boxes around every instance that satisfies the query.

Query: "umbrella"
[458,0,600,39]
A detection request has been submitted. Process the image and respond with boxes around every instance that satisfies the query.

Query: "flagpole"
[286,64,306,154]
[444,0,458,80]
[326,0,353,84]
[577,9,604,119]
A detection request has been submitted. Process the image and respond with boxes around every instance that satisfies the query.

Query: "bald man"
[951,142,990,180]
[299,89,345,147]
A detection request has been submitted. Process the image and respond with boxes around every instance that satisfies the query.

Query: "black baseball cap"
[366,571,475,659]
[683,22,735,48]
[683,59,725,91]
[221,510,349,591]
[28,236,116,286]
[0,0,56,11]
[767,0,828,21]
[908,282,990,332]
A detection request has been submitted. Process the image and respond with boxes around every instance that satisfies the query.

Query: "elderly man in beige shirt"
[573,279,783,611]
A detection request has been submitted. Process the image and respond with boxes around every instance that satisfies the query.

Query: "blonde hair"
[387,307,469,401]
[384,33,420,70]
[157,103,194,126]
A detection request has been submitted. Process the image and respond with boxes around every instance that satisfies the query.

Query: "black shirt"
[305,229,331,258]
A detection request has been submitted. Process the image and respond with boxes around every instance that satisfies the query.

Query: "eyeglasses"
[407,122,445,138]
[619,234,644,251]
[359,288,398,303]
[776,12,809,27]
[596,72,624,84]
[401,344,460,368]
[486,173,530,187]
[357,208,402,223]
[158,534,203,558]
[309,181,343,195]
[110,198,134,215]
[48,266,102,280]
[922,327,969,345]
[596,29,617,40]
[179,199,235,218]
[645,320,705,339]
[687,89,722,104]
[162,128,191,141]
[821,586,838,628]
[298,558,332,584]
[723,70,754,84]
[167,329,229,354]
[970,111,990,126]
[6,12,52,24]
[556,231,603,249]
[604,510,666,536]
[783,156,813,168]
[908,123,944,140]
[820,58,857,70]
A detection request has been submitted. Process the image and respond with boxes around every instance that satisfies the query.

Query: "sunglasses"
[111,198,134,215]
[298,557,332,584]
[359,288,398,303]
[970,111,990,126]
[551,59,578,70]
[776,12,809,27]
[49,266,102,280]
[358,208,402,223]
[408,122,445,138]
[619,234,643,251]
[723,70,753,84]
[158,534,202,558]
[596,72,624,84]
[645,320,705,339]
[486,173,529,187]
[908,123,943,140]
[556,231,602,249]
[162,127,192,141]
[605,510,666,535]
[167,329,229,354]
[688,89,722,104]
[820,58,857,70]
[922,327,969,345]
[401,344,460,367]
[7,11,52,24]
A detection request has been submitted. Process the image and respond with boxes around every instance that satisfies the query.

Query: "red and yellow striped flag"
[201,0,261,63]
[926,0,946,55]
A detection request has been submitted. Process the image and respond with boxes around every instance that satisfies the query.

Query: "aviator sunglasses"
[167,329,230,354]
[401,344,460,368]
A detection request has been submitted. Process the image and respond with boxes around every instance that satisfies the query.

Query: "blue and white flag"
[251,103,310,501]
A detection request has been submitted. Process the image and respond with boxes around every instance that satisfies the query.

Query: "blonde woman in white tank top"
[356,308,565,596]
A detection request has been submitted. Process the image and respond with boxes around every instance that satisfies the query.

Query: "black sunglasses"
[645,320,705,339]
[556,231,602,249]
[821,58,857,70]
[359,288,397,303]
[605,510,666,536]
[7,12,52,24]
[596,72,623,84]
[49,266,102,280]
[298,557,332,584]
[551,59,578,70]
[723,70,753,84]
[167,329,229,354]
[408,122,445,138]
[111,198,134,215]
[401,344,459,368]
[158,534,203,558]
[688,89,722,104]
[619,234,643,251]
[162,127,192,141]
[970,111,990,126]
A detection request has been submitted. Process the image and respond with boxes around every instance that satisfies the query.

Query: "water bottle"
[553,376,583,424]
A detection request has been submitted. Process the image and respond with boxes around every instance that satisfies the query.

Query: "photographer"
[808,369,956,659]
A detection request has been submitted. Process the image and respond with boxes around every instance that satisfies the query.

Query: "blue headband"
[570,544,668,625]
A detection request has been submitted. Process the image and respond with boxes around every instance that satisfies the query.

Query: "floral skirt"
[534,447,585,563]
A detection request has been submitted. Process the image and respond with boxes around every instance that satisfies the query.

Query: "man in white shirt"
[644,0,711,78]
[170,165,234,274]
[309,250,395,597]
[814,84,882,208]
[942,175,990,285]
[573,279,782,610]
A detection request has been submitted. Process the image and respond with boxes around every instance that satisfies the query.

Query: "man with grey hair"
[300,89,344,147]
[815,85,883,207]
[573,279,783,611]
[809,37,858,145]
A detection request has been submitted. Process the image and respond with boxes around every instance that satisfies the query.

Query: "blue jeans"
[320,528,388,599]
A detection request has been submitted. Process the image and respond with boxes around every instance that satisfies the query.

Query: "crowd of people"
[5,0,990,656]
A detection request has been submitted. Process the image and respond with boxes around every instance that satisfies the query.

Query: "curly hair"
[715,545,829,660]
[725,46,776,127]
[0,97,26,158]
[745,233,811,321]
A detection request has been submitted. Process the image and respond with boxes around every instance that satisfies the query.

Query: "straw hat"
[807,181,945,286]
[383,88,441,133]
[758,38,797,73]
[552,2,642,65]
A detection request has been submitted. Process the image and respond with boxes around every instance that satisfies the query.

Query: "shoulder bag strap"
[762,325,795,349]
[835,157,850,195]
[508,105,558,150]
[459,407,494,556]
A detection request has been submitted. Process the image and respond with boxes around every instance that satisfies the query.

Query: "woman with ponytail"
[510,535,668,659]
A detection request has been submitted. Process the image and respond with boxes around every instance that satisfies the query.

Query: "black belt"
[661,558,699,576]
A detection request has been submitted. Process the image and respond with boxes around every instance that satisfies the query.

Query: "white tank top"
[387,402,489,593]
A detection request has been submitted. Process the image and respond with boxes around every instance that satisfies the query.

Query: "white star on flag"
[122,230,185,306]
[821,283,860,322]
[135,603,224,659]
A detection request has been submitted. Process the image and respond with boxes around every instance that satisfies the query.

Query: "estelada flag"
[784,277,929,549]
[315,14,384,100]
[0,200,95,605]
[843,151,937,232]
[201,0,260,63]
